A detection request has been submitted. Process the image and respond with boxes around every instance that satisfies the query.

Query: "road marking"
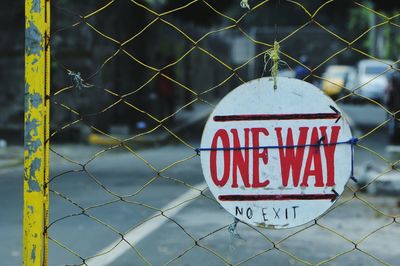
[86,182,207,266]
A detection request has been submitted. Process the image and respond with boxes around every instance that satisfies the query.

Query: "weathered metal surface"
[200,77,353,228]
[23,0,50,265]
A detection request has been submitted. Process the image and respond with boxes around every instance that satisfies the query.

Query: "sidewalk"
[0,146,23,170]
[0,102,213,169]
[88,102,213,146]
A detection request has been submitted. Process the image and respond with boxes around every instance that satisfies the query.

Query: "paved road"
[0,167,23,266]
[1,104,399,266]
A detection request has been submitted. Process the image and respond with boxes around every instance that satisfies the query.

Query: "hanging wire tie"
[264,41,281,90]
[240,0,250,10]
[228,217,243,240]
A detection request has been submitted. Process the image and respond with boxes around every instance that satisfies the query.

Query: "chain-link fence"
[24,0,400,265]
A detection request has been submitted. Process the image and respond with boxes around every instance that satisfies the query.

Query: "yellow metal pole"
[24,0,50,265]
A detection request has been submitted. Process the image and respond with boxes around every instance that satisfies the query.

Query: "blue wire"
[195,137,359,183]
[196,137,358,152]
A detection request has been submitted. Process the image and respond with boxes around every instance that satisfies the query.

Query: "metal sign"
[200,77,353,229]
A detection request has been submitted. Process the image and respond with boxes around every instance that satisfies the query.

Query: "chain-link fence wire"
[46,0,400,265]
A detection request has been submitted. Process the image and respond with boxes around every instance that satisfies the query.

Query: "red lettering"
[210,129,230,187]
[231,128,250,188]
[276,127,309,187]
[209,125,338,189]
[251,128,270,188]
[301,127,324,187]
[319,126,341,186]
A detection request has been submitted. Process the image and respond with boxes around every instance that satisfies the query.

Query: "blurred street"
[4,1,400,265]
[1,102,399,266]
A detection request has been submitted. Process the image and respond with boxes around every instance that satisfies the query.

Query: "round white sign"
[200,77,353,229]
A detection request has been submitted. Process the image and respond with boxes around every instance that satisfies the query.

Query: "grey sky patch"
[26,22,43,56]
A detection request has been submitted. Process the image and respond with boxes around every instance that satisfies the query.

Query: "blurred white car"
[356,59,393,102]
[359,163,400,195]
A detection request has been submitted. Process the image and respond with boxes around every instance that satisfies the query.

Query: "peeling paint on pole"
[26,22,43,56]
[31,0,41,13]
[29,93,43,108]
[31,245,37,263]
[23,0,50,265]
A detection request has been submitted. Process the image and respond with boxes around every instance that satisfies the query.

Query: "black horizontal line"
[218,194,337,201]
[213,113,340,122]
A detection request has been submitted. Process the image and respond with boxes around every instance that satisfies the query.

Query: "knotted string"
[227,217,244,262]
[349,137,358,182]
[264,41,281,90]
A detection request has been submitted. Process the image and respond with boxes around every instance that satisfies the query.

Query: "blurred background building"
[2,0,400,142]
[3,1,400,265]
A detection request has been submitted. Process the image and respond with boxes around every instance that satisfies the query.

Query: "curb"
[0,159,23,171]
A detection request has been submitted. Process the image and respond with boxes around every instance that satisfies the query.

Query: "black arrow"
[331,189,339,202]
[329,105,342,123]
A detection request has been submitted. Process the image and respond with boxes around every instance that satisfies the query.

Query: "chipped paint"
[25,21,43,56]
[25,116,40,138]
[30,158,41,179]
[29,93,42,108]
[28,179,41,192]
[24,83,30,113]
[24,1,50,265]
[31,245,36,262]
[23,157,42,192]
[25,91,42,114]
[31,0,41,13]
[27,139,42,156]
[28,205,34,213]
